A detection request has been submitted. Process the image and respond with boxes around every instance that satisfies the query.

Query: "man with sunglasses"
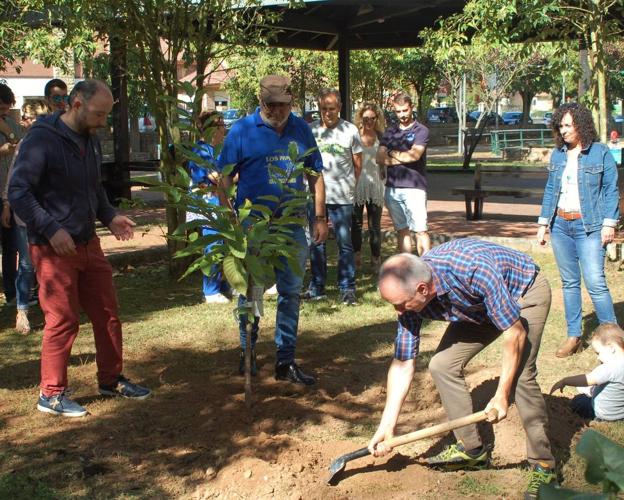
[368,239,557,499]
[44,78,69,112]
[218,75,328,385]
[9,79,151,417]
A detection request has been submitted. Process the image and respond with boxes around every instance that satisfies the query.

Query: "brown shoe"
[556,337,582,358]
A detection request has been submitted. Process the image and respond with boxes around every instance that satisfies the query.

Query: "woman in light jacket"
[537,103,619,358]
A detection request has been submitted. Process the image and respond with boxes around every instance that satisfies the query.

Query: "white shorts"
[384,187,428,233]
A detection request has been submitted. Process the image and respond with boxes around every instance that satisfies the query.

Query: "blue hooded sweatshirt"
[8,112,117,245]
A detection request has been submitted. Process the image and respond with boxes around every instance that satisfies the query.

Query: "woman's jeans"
[551,216,617,338]
[14,225,35,310]
[351,202,383,258]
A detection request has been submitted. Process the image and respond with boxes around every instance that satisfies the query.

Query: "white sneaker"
[205,293,230,304]
[264,284,278,296]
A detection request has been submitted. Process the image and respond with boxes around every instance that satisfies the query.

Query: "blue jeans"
[308,203,355,294]
[570,394,595,419]
[14,225,35,310]
[201,226,228,297]
[239,225,307,364]
[551,216,617,338]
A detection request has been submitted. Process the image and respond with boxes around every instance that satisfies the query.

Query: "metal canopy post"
[109,33,131,203]
[338,35,351,121]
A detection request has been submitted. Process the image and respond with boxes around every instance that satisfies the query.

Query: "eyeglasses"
[362,116,377,122]
[51,95,69,104]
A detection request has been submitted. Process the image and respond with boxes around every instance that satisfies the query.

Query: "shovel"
[326,409,496,484]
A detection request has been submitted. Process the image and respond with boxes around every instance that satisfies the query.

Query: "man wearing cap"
[306,88,362,306]
[218,75,328,385]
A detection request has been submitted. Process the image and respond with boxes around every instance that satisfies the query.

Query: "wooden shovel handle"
[384,409,495,449]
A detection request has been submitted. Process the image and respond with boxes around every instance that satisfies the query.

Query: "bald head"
[378,253,434,314]
[63,79,113,135]
[69,79,112,106]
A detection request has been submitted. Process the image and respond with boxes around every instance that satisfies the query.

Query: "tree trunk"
[462,118,488,170]
[519,90,534,126]
[590,23,608,143]
[578,37,591,100]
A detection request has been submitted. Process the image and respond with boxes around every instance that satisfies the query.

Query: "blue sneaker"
[37,391,88,417]
[99,375,151,400]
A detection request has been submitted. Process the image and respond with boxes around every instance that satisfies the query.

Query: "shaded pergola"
[253,0,467,119]
[109,0,467,199]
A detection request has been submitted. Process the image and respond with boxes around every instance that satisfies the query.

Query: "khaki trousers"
[428,272,555,467]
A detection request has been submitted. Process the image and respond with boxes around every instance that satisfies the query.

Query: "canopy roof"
[260,0,467,50]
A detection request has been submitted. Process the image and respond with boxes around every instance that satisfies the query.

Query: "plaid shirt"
[394,239,538,361]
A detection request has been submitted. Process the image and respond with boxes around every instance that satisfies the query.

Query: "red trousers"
[30,238,123,396]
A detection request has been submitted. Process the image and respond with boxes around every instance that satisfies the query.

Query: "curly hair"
[354,101,386,136]
[551,102,597,149]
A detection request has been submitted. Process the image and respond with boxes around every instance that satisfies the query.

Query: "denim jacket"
[538,142,619,232]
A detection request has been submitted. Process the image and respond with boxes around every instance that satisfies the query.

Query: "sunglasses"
[362,116,378,122]
[52,95,69,104]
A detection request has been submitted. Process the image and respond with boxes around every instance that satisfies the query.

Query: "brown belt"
[557,208,582,220]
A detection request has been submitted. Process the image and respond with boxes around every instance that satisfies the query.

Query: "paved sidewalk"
[98,193,541,258]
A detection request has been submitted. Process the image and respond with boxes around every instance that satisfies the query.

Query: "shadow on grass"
[416,378,586,473]
[0,317,403,498]
[0,353,96,391]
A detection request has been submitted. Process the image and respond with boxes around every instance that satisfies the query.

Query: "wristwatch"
[8,132,15,142]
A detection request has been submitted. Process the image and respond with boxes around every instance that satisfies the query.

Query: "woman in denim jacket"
[537,103,619,358]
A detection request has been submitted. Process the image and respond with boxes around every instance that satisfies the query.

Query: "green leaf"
[223,255,248,295]
[188,231,198,242]
[257,195,280,203]
[576,430,624,487]
[238,199,253,223]
[288,141,299,163]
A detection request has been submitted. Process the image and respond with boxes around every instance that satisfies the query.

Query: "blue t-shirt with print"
[217,109,323,211]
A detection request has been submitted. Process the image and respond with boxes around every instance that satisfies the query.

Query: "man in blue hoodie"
[9,79,151,417]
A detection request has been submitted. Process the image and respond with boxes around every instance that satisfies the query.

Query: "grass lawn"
[0,242,623,498]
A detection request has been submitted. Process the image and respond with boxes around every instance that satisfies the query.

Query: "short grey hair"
[378,253,432,295]
[318,87,341,105]
[69,79,110,105]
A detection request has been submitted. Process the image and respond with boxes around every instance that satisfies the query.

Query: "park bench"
[450,163,545,220]
[102,160,161,202]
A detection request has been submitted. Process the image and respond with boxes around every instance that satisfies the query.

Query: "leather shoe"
[275,362,316,385]
[238,349,257,376]
[556,337,582,358]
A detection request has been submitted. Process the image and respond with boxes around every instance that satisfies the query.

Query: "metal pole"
[338,36,351,121]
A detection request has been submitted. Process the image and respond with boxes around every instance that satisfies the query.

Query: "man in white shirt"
[306,89,362,305]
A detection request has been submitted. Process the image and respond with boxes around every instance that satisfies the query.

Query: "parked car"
[384,109,420,126]
[501,111,533,125]
[427,107,458,124]
[223,108,245,129]
[543,112,553,127]
[466,110,503,125]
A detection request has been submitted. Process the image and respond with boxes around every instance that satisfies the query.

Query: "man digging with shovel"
[369,239,558,500]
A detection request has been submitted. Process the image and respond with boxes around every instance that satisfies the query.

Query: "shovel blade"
[326,447,370,484]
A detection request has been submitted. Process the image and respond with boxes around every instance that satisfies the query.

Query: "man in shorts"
[377,93,430,255]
